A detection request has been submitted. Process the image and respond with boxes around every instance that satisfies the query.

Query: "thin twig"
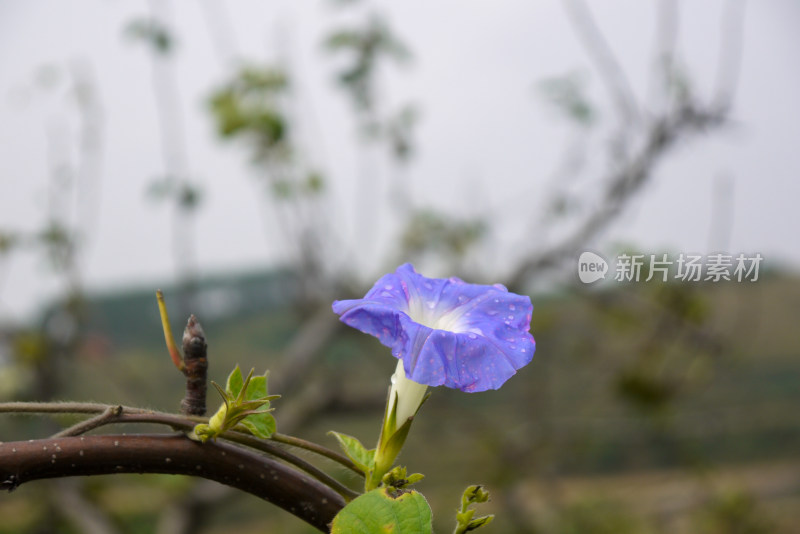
[272,432,361,474]
[51,405,123,438]
[0,401,131,415]
[227,430,360,501]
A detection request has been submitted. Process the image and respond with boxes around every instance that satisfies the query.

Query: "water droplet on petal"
[509,304,516,310]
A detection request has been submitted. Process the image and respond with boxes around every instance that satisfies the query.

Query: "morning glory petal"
[332,263,535,392]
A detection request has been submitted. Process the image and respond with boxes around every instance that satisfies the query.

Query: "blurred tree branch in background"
[507,0,744,291]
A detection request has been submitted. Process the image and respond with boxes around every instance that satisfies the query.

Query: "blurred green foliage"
[209,66,289,153]
[538,72,596,126]
[325,15,410,113]
[125,18,174,55]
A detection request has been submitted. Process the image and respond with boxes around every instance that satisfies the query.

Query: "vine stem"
[0,402,361,500]
[0,434,343,532]
[272,432,361,474]
[51,405,123,438]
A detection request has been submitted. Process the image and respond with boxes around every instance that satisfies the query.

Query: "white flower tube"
[387,359,428,430]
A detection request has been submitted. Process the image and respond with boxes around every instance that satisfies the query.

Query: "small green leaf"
[226,365,244,396]
[240,412,277,439]
[244,373,269,400]
[330,487,432,534]
[328,431,374,474]
[466,515,494,531]
[193,366,278,441]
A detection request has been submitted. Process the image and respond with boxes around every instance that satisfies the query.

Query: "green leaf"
[244,373,268,400]
[226,365,244,396]
[240,412,277,439]
[221,365,277,439]
[330,487,433,534]
[328,431,374,474]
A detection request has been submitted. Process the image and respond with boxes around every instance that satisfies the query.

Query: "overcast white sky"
[1,0,799,322]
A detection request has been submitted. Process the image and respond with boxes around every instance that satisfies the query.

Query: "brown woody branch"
[0,402,360,499]
[0,434,344,532]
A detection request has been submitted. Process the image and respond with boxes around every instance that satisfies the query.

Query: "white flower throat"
[387,359,428,429]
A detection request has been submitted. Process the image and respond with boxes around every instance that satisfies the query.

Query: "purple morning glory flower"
[332,263,535,393]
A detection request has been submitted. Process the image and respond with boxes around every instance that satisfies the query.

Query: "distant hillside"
[42,268,300,351]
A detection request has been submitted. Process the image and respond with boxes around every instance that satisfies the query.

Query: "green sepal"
[367,390,431,490]
[375,414,414,475]
[330,487,433,534]
[328,431,375,475]
[380,390,431,446]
